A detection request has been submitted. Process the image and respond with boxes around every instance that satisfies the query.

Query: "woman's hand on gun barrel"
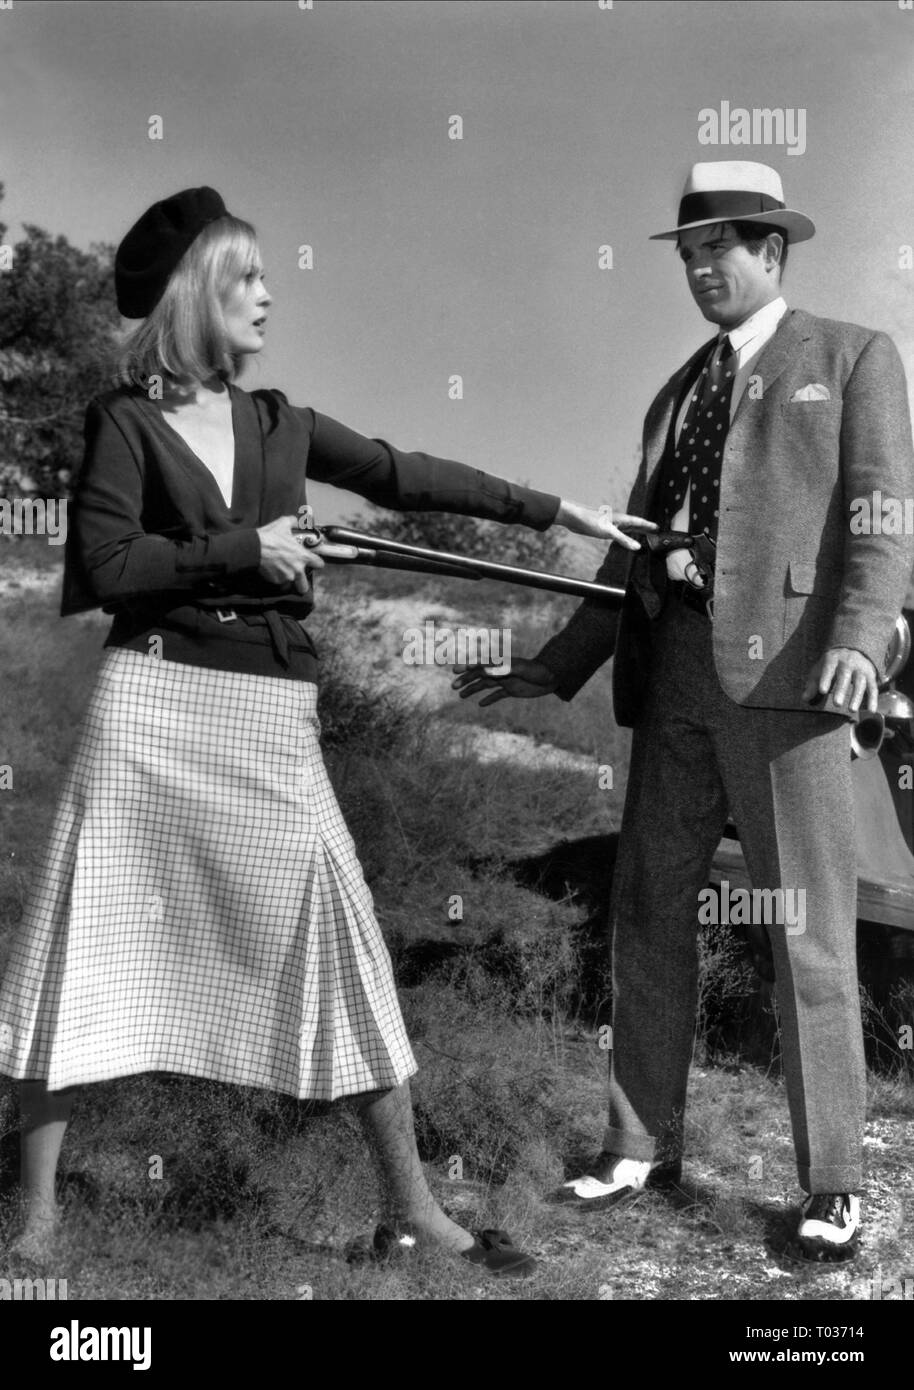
[256,515,326,594]
[452,657,558,707]
[554,499,656,551]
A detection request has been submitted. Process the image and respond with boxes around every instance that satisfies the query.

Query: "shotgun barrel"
[304,525,628,605]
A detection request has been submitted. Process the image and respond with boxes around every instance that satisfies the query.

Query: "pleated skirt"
[0,649,417,1100]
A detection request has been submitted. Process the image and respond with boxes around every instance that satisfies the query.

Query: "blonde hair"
[114,216,261,388]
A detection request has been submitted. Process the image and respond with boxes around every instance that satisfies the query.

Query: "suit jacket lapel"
[728,308,811,433]
[645,310,812,496]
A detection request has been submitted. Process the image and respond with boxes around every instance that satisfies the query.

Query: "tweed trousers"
[603,597,866,1193]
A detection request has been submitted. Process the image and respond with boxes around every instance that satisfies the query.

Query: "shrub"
[316,640,413,754]
[694,921,764,1065]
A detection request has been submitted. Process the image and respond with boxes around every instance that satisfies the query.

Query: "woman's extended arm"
[300,406,653,547]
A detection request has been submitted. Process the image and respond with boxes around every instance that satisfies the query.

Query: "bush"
[316,640,413,754]
[860,977,914,1077]
[694,921,766,1065]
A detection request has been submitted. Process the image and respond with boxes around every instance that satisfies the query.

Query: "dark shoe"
[549,1151,682,1209]
[459,1228,537,1278]
[344,1223,416,1266]
[346,1223,537,1278]
[785,1193,861,1264]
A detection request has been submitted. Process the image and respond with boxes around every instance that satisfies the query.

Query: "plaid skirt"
[0,649,417,1100]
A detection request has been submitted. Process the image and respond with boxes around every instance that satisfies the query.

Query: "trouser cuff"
[601,1125,668,1164]
[799,1163,863,1194]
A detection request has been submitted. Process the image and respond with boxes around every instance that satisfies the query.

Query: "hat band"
[677,190,786,228]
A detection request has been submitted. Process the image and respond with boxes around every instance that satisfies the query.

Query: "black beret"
[115,186,230,319]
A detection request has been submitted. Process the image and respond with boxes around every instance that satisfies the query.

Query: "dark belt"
[210,607,302,667]
[109,598,315,670]
[667,579,713,620]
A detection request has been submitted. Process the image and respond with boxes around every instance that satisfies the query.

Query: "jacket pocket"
[783,560,840,649]
[778,399,843,448]
[780,398,843,415]
[786,559,842,596]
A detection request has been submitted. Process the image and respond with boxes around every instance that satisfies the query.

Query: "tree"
[0,184,119,498]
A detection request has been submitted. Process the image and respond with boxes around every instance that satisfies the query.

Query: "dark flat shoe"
[346,1223,537,1277]
[459,1228,537,1278]
[344,1223,412,1265]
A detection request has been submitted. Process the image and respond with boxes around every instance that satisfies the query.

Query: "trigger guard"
[684,559,708,591]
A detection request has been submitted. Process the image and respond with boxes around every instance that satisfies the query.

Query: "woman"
[0,187,651,1278]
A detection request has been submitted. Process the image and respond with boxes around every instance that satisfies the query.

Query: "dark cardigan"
[62,383,561,681]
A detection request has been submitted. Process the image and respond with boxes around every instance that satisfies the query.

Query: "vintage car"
[708,613,914,996]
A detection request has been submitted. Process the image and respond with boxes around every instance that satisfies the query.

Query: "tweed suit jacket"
[537,309,914,726]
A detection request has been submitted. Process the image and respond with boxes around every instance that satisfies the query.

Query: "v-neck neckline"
[143,384,239,512]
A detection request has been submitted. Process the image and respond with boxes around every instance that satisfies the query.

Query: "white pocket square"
[790,383,831,402]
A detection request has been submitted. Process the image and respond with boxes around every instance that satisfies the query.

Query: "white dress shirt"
[666,296,789,579]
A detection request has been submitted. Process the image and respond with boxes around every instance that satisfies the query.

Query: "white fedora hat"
[650,161,815,243]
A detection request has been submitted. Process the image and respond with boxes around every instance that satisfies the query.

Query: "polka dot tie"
[664,335,735,543]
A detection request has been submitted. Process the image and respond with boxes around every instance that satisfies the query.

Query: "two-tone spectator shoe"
[787,1192,861,1264]
[550,1151,683,1209]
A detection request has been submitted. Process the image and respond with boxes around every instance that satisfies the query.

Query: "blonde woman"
[0,187,651,1277]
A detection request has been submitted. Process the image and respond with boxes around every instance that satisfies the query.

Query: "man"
[454,161,914,1261]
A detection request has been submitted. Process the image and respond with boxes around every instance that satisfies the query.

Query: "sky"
[1,0,913,535]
